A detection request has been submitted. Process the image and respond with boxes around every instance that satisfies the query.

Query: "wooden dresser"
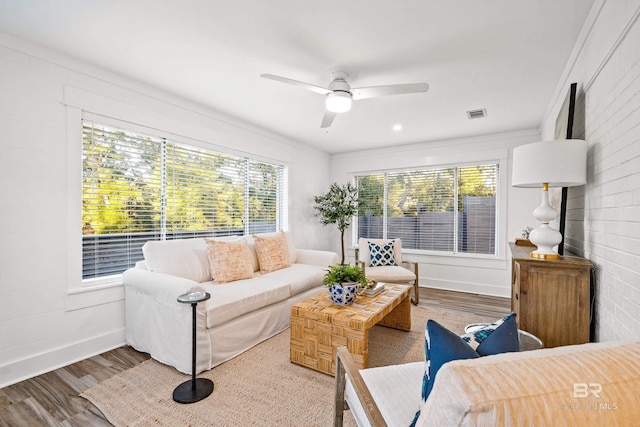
[509,243,592,348]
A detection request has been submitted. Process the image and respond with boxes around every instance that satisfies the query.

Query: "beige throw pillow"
[253,230,292,274]
[205,238,254,284]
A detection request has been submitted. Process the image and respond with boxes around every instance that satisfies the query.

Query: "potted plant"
[323,264,368,305]
[313,182,358,265]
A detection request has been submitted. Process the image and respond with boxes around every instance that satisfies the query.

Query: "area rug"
[82,306,493,426]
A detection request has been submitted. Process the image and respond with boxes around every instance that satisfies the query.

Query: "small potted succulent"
[323,264,368,305]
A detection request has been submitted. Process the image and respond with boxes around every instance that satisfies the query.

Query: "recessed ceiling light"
[393,124,403,132]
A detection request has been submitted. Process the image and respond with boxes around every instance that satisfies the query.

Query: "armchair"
[355,238,419,305]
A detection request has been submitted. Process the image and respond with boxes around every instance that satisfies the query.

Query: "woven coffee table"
[290,283,411,376]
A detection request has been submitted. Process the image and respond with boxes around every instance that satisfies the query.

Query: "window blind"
[82,121,286,280]
[457,165,498,254]
[356,174,385,239]
[356,163,498,256]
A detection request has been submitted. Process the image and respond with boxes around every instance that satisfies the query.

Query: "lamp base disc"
[173,378,214,404]
[530,252,561,260]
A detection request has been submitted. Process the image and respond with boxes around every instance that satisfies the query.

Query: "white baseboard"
[0,328,126,388]
[419,278,511,298]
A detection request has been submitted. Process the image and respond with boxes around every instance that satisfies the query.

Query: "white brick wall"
[580,6,640,341]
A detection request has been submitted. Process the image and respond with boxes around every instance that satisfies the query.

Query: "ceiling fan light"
[326,91,352,113]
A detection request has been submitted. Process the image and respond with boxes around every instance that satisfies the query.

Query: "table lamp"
[512,139,587,259]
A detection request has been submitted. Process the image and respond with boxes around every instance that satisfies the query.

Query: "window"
[356,164,498,255]
[82,121,286,280]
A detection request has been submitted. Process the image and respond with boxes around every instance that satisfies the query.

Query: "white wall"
[0,33,331,387]
[538,0,640,341]
[330,130,541,298]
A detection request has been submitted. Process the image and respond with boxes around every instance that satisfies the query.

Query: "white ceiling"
[0,0,595,154]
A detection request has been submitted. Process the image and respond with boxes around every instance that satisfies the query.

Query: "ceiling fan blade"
[261,74,331,96]
[351,83,429,100]
[321,111,337,128]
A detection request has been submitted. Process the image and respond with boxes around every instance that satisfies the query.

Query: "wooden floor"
[418,287,511,318]
[0,287,509,426]
[0,346,150,426]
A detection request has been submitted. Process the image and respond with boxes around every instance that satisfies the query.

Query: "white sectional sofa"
[123,231,338,374]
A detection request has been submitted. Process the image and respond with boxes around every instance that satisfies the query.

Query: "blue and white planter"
[328,282,360,305]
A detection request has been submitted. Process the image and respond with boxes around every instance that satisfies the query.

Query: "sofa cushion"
[261,263,325,295]
[253,230,292,273]
[142,238,210,283]
[205,238,254,284]
[368,241,398,267]
[364,265,416,283]
[201,277,291,328]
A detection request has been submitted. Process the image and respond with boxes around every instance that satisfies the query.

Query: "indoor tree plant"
[313,182,358,265]
[323,263,368,305]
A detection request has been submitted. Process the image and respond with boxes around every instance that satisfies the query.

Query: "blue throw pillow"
[461,314,520,356]
[368,241,398,267]
[410,313,519,426]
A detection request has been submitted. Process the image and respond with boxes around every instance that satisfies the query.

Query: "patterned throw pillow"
[368,240,398,267]
[410,313,519,426]
[253,230,292,274]
[205,238,254,284]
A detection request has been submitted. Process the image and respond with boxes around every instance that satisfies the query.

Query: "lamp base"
[173,378,214,404]
[528,186,563,260]
[529,251,561,260]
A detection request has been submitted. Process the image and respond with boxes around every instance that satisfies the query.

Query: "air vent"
[467,109,487,119]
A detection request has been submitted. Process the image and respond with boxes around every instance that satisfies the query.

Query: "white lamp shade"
[326,91,352,113]
[512,139,587,188]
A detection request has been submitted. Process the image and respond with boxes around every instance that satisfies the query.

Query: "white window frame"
[63,86,289,310]
[351,155,508,263]
[80,117,286,285]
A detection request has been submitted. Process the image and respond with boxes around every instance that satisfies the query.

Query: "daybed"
[123,231,338,375]
[335,340,640,426]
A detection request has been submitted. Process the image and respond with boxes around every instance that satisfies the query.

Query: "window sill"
[65,281,124,312]
[402,248,505,261]
[351,247,508,269]
[406,253,507,270]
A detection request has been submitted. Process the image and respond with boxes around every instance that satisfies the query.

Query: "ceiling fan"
[260,71,429,129]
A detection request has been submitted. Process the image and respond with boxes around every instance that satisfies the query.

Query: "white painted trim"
[65,105,84,291]
[543,0,605,122]
[65,283,125,312]
[420,280,511,299]
[413,256,508,270]
[333,130,526,161]
[0,328,125,389]
[64,86,290,165]
[542,0,640,136]
[0,31,306,153]
[584,1,640,92]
